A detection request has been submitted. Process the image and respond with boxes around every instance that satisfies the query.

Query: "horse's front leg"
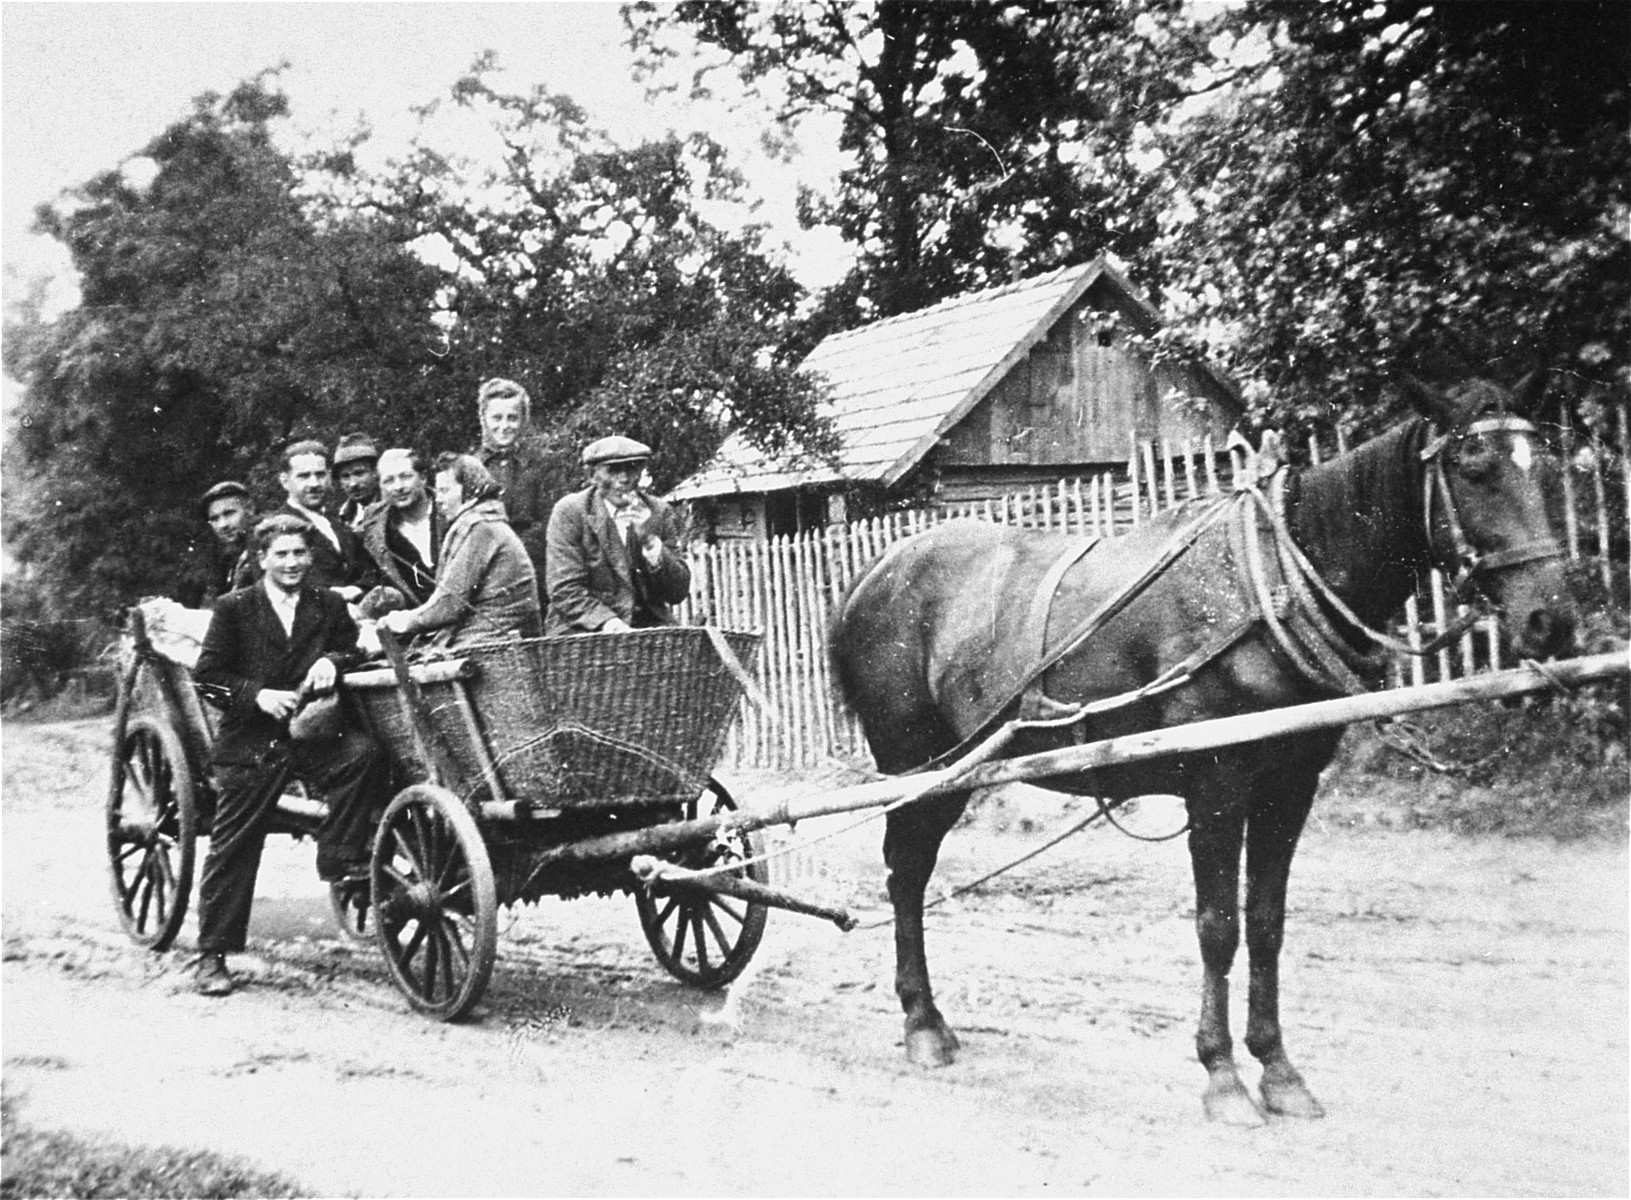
[1189,813,1263,1125]
[884,793,968,1066]
[1244,770,1325,1119]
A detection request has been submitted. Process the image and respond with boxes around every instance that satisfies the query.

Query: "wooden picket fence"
[685,417,1629,773]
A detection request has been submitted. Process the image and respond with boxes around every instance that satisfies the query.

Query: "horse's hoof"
[1261,1072,1325,1120]
[1203,1078,1265,1126]
[904,1025,960,1067]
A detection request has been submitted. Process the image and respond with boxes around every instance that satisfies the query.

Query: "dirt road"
[4,717,1626,1195]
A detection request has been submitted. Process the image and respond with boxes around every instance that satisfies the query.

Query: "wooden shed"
[669,257,1243,540]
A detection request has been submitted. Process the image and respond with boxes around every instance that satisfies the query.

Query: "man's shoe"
[194,954,234,997]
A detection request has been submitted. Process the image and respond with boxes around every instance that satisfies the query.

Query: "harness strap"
[1019,537,1101,720]
[910,498,1232,775]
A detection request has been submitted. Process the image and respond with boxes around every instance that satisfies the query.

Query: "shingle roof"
[668,258,1168,500]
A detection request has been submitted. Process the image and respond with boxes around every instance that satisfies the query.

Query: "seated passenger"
[544,435,690,635]
[376,454,542,650]
[357,448,439,614]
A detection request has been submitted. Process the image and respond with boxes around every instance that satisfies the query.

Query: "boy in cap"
[544,436,690,634]
[193,480,256,606]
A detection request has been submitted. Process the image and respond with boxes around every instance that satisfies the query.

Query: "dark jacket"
[196,583,366,766]
[238,503,375,594]
[395,498,543,649]
[178,541,254,610]
[476,440,550,580]
[358,499,440,607]
[544,486,690,635]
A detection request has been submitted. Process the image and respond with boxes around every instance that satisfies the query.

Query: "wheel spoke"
[134,868,155,930]
[125,768,155,815]
[435,923,458,999]
[651,895,679,929]
[701,902,733,956]
[383,863,416,890]
[422,921,442,1001]
[391,826,427,882]
[440,915,471,968]
[669,902,690,962]
[690,908,711,973]
[709,895,747,927]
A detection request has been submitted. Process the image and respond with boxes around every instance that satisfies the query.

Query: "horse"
[829,375,1579,1125]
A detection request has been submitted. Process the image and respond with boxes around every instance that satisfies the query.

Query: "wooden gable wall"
[934,291,1235,471]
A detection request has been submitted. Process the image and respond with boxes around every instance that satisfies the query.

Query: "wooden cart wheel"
[328,880,371,944]
[635,777,769,989]
[106,716,197,950]
[370,784,497,1021]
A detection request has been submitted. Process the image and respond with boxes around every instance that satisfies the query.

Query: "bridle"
[1419,413,1566,601]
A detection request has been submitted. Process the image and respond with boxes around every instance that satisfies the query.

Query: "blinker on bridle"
[1419,413,1564,598]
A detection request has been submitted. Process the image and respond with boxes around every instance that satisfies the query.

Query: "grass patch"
[1,1091,311,1199]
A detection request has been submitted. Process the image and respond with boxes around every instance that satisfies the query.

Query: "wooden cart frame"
[106,609,826,1019]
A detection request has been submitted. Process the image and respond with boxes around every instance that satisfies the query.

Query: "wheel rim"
[636,778,768,989]
[107,718,195,950]
[371,785,496,1021]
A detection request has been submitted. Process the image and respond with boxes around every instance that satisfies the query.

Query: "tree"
[1146,0,1630,434]
[3,78,450,616]
[627,0,1203,324]
[348,63,837,494]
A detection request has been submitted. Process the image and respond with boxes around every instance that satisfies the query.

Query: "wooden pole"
[505,652,1630,862]
[1561,407,1580,559]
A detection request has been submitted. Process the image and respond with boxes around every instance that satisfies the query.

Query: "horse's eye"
[1455,439,1500,480]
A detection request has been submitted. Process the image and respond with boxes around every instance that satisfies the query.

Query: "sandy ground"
[3,716,1627,1196]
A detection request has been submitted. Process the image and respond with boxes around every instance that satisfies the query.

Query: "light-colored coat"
[395,498,542,649]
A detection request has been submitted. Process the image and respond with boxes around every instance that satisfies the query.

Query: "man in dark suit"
[192,514,389,996]
[240,440,375,600]
[544,435,691,635]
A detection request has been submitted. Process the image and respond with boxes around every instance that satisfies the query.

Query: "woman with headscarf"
[376,454,542,649]
[472,377,551,582]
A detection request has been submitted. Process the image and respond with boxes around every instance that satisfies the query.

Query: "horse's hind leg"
[885,791,970,1066]
[1244,764,1326,1119]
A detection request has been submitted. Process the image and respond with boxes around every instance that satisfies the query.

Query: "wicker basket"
[353,627,761,809]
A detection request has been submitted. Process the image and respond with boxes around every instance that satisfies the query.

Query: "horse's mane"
[1284,418,1430,606]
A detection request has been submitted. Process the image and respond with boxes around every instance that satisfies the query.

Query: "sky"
[1,1,849,316]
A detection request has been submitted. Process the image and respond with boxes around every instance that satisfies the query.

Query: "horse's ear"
[1508,370,1550,420]
[1398,374,1457,425]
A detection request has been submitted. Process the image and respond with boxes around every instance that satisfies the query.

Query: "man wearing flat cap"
[544,436,691,635]
[332,433,381,531]
[184,480,257,607]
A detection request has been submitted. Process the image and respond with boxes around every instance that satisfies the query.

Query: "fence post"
[1561,407,1581,559]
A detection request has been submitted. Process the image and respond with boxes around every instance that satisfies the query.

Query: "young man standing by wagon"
[544,436,691,635]
[192,515,390,996]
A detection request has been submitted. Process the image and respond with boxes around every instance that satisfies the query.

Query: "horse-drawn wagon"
[104,373,1627,1124]
[105,608,830,1019]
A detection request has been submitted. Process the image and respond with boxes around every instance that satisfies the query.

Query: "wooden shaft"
[630,855,857,931]
[513,651,1628,867]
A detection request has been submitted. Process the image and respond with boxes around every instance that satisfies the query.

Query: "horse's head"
[1403,374,1579,660]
